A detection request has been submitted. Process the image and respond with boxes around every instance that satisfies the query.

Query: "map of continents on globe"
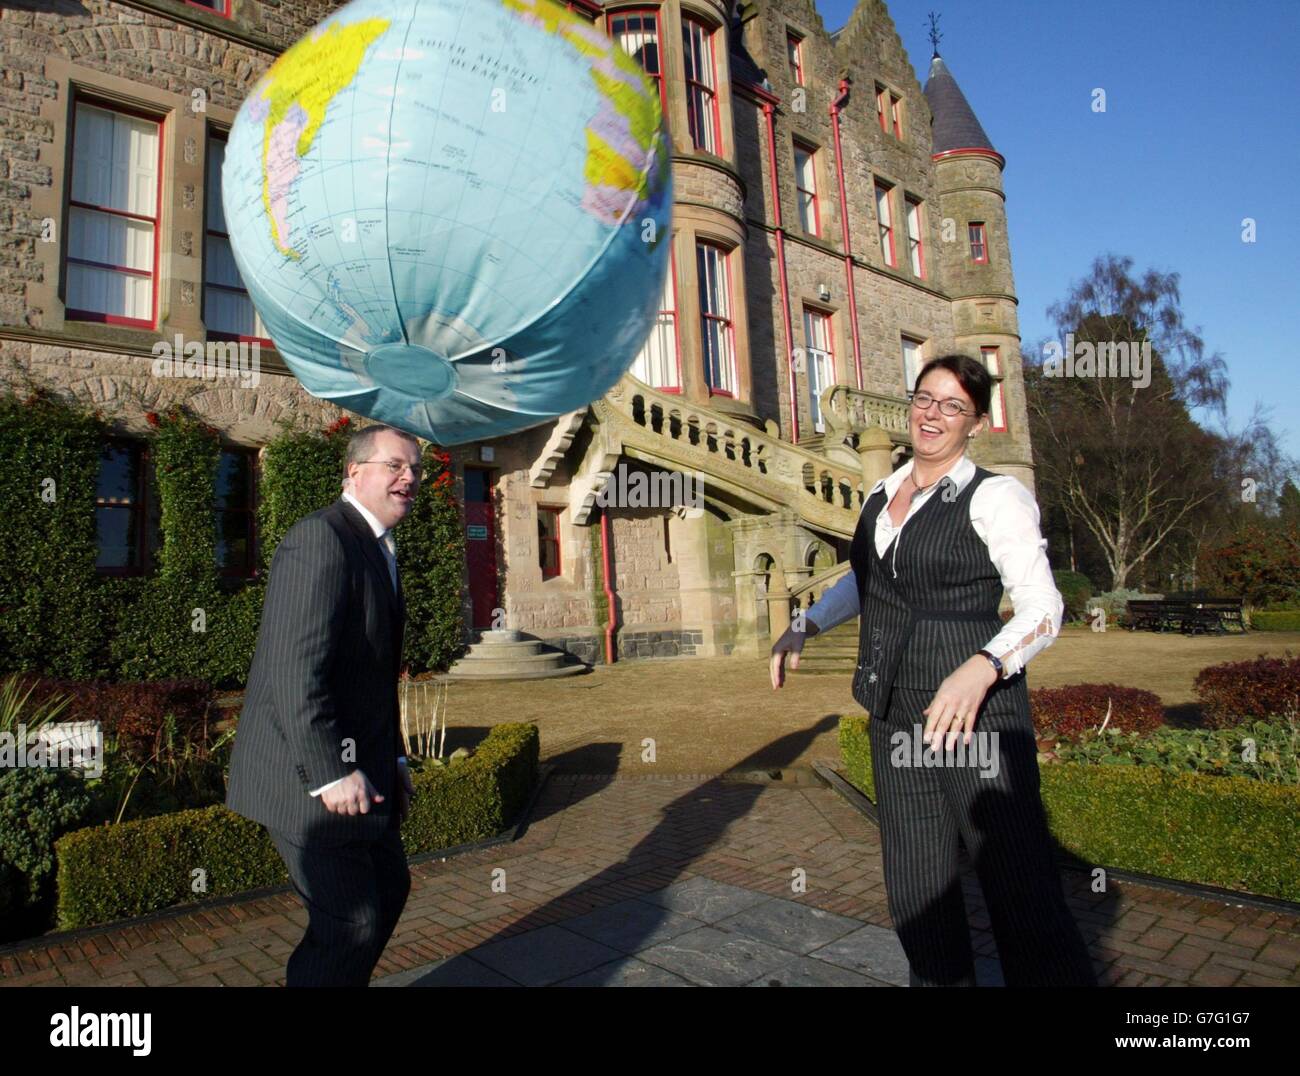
[223,0,670,444]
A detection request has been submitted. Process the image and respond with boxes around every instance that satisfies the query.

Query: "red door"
[463,467,499,629]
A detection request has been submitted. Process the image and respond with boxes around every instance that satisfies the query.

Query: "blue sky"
[813,0,1300,466]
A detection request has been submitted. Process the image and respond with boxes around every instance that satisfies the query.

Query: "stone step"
[444,630,590,681]
[445,662,588,681]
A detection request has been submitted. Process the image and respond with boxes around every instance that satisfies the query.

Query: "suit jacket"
[226,497,406,844]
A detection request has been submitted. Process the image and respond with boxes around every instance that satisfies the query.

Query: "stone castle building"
[0,0,1033,666]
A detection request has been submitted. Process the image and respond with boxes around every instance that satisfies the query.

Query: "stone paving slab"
[1,773,1297,988]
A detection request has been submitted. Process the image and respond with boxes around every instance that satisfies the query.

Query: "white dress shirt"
[308,493,405,798]
[804,453,1063,680]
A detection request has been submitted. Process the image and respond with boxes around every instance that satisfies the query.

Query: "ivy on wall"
[0,388,468,685]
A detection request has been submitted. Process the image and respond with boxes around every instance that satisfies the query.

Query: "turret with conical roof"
[924,48,1031,487]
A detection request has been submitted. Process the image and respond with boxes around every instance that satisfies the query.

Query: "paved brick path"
[2,772,1297,987]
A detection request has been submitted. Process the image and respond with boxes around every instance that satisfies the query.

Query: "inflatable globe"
[222,0,672,445]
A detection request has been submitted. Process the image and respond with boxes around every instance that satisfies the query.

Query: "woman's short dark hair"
[913,353,993,417]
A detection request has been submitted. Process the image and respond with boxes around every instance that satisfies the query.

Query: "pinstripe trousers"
[269,818,411,987]
[870,686,1097,987]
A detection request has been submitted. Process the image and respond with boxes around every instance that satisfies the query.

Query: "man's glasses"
[910,391,975,417]
[356,459,423,480]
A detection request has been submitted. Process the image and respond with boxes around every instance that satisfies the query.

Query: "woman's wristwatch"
[977,649,1003,679]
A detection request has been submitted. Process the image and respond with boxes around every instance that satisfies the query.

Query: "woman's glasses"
[910,391,974,417]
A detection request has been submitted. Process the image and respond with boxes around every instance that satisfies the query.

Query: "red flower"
[145,411,160,428]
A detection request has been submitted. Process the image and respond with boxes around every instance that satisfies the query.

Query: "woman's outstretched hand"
[769,616,821,689]
[922,655,1000,748]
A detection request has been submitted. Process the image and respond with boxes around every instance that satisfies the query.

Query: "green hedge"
[1251,610,1300,632]
[837,715,1300,902]
[54,722,539,930]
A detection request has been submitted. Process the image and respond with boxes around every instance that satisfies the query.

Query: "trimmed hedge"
[1194,654,1300,729]
[1251,611,1300,632]
[1030,683,1166,738]
[837,715,1300,902]
[54,722,539,930]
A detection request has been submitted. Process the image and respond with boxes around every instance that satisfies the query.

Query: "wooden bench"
[1123,596,1246,635]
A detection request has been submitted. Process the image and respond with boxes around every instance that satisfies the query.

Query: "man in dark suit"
[226,423,423,987]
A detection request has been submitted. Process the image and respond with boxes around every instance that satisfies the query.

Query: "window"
[216,447,257,576]
[630,255,680,390]
[981,346,1007,432]
[793,141,819,235]
[787,32,804,86]
[95,440,157,574]
[682,16,721,155]
[803,307,834,433]
[969,222,988,264]
[905,196,925,278]
[186,0,231,15]
[901,336,924,393]
[696,241,736,395]
[538,506,562,579]
[66,101,161,327]
[205,134,270,342]
[609,10,668,122]
[875,182,896,267]
[876,85,901,138]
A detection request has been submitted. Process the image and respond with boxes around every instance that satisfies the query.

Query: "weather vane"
[927,11,943,57]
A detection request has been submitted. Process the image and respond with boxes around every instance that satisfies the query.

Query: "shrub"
[1029,683,1166,739]
[0,768,94,921]
[1199,524,1300,608]
[1251,611,1300,632]
[1193,654,1300,729]
[55,722,539,930]
[1090,588,1159,627]
[1053,570,1093,620]
[838,716,1300,901]
[1055,720,1298,784]
[14,677,215,765]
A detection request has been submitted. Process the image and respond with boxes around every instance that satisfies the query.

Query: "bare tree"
[1025,255,1231,590]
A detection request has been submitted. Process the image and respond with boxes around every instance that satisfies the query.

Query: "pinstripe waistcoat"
[850,466,1027,722]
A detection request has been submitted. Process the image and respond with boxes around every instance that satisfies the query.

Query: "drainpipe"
[829,77,864,390]
[760,96,800,445]
[600,508,617,664]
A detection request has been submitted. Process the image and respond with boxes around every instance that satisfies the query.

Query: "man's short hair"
[343,423,422,480]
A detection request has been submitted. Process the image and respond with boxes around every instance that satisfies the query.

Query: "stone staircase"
[444,629,589,681]
[790,620,860,676]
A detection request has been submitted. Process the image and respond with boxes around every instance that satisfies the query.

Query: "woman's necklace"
[907,470,946,500]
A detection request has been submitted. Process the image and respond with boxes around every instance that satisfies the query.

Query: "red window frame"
[969,222,988,264]
[185,0,232,15]
[205,131,273,346]
[65,98,164,329]
[905,195,925,279]
[875,182,896,268]
[793,140,819,236]
[787,32,804,86]
[696,240,736,397]
[682,14,722,156]
[95,438,154,576]
[607,9,669,125]
[981,346,1008,432]
[538,506,563,579]
[216,446,259,578]
[891,93,903,139]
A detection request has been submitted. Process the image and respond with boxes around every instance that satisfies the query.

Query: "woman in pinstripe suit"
[771,354,1096,987]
